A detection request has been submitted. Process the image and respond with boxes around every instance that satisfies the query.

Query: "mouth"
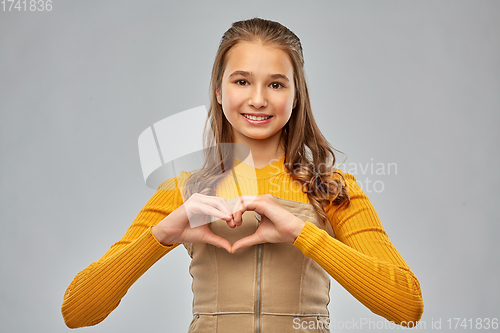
[242,113,273,122]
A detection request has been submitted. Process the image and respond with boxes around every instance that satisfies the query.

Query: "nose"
[248,85,267,109]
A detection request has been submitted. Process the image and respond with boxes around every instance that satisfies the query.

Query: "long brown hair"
[183,17,349,226]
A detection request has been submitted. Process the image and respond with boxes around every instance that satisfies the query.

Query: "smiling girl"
[62,17,424,332]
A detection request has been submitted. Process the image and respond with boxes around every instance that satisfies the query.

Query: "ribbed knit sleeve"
[293,172,424,327]
[61,176,184,328]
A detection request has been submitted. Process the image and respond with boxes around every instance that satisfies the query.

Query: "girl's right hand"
[151,193,236,252]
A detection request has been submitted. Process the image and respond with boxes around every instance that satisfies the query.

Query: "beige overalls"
[183,195,335,333]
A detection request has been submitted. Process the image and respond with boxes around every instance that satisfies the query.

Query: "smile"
[242,114,272,121]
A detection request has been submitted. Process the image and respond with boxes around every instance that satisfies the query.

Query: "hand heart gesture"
[229,194,306,253]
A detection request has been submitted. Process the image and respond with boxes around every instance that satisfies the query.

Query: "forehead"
[224,41,294,76]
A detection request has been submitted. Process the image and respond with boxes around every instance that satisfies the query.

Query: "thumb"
[231,233,264,253]
[201,231,232,253]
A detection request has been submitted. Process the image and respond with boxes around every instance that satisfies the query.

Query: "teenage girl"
[62,17,424,332]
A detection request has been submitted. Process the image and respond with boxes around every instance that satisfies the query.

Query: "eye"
[235,79,248,86]
[270,82,284,89]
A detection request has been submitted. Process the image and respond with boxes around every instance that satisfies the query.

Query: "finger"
[202,204,233,224]
[227,198,242,226]
[202,231,232,253]
[212,200,238,227]
[226,218,236,228]
[231,196,246,215]
[234,212,242,226]
[231,233,264,253]
[238,195,260,213]
[196,195,233,219]
[211,196,233,218]
[232,209,243,227]
[231,195,256,226]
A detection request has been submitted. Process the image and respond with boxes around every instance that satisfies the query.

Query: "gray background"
[1,0,499,332]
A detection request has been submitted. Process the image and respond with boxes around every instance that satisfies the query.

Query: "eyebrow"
[228,70,290,82]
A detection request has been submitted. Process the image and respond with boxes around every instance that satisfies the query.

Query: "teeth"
[244,114,271,121]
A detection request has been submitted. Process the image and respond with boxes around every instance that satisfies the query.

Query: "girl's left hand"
[230,194,306,253]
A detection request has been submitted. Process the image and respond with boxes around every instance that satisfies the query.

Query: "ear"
[293,96,297,109]
[216,88,222,105]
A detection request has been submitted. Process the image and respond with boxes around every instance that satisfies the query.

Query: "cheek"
[274,94,294,115]
[222,85,245,111]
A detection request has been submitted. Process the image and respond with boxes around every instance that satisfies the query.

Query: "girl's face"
[216,41,296,151]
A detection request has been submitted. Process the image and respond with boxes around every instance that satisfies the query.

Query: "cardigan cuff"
[147,226,181,251]
[292,221,329,256]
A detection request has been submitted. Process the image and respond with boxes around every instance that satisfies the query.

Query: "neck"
[232,132,285,169]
